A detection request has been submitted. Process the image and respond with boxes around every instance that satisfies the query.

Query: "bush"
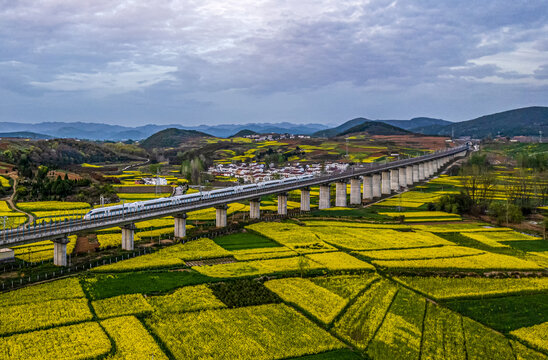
[488,202,524,224]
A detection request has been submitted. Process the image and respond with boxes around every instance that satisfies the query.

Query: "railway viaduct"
[0,145,468,266]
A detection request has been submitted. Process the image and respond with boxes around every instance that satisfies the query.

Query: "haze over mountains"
[0,106,546,140]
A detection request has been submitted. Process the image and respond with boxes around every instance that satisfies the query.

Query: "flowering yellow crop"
[367,288,426,360]
[511,322,548,353]
[374,253,542,271]
[135,217,174,229]
[0,277,85,307]
[17,201,90,211]
[102,316,169,360]
[311,273,379,299]
[194,256,322,278]
[149,284,226,314]
[306,251,375,271]
[380,211,461,218]
[313,227,453,250]
[334,280,398,350]
[421,302,466,359]
[265,278,347,324]
[146,303,343,359]
[92,293,153,319]
[411,223,513,232]
[461,231,541,248]
[463,316,516,359]
[303,220,410,230]
[135,227,174,239]
[0,176,9,187]
[0,298,93,335]
[395,276,548,300]
[357,246,483,261]
[231,247,298,261]
[0,322,111,360]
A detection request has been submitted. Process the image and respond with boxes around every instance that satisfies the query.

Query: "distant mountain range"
[0,121,330,140]
[0,131,52,139]
[1,106,546,141]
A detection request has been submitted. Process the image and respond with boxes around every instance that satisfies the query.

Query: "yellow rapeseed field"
[265,278,347,324]
[149,284,226,313]
[102,316,169,360]
[0,322,111,360]
[92,294,153,319]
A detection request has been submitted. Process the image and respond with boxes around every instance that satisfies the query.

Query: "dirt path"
[3,177,34,226]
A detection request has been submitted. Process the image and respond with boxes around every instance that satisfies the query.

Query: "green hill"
[417,106,548,138]
[230,129,257,138]
[313,118,373,138]
[140,128,212,149]
[337,121,412,137]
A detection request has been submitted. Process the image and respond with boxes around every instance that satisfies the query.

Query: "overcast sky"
[1,0,547,126]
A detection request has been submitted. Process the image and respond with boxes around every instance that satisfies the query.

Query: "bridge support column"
[174,214,187,239]
[350,178,361,205]
[249,199,261,219]
[390,169,399,191]
[413,165,419,183]
[372,174,382,198]
[362,176,373,200]
[406,165,413,185]
[418,163,425,180]
[425,161,432,178]
[53,236,69,267]
[381,171,391,195]
[319,184,331,209]
[215,205,228,228]
[300,188,311,211]
[428,160,434,176]
[398,167,407,188]
[335,181,347,207]
[121,223,136,250]
[277,193,288,215]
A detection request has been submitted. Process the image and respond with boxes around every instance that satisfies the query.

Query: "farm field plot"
[0,298,93,335]
[373,252,542,271]
[396,276,548,300]
[357,245,484,261]
[101,316,169,360]
[264,278,348,324]
[461,231,542,248]
[146,304,344,360]
[0,277,85,306]
[148,284,226,313]
[0,322,111,360]
[91,293,153,319]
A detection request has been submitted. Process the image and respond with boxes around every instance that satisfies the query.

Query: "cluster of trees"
[181,155,209,184]
[15,165,116,203]
[434,152,547,224]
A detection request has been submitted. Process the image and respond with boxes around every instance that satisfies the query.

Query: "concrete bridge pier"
[398,167,407,188]
[174,214,187,239]
[418,163,425,180]
[215,204,228,228]
[425,161,432,178]
[381,171,391,195]
[53,236,70,266]
[335,181,347,207]
[350,178,361,205]
[121,223,136,250]
[412,164,419,183]
[319,184,331,209]
[372,174,382,198]
[300,188,311,211]
[362,176,373,200]
[277,193,288,215]
[249,199,261,219]
[390,169,399,191]
[406,165,413,185]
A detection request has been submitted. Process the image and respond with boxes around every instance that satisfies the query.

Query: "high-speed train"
[83,174,314,220]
